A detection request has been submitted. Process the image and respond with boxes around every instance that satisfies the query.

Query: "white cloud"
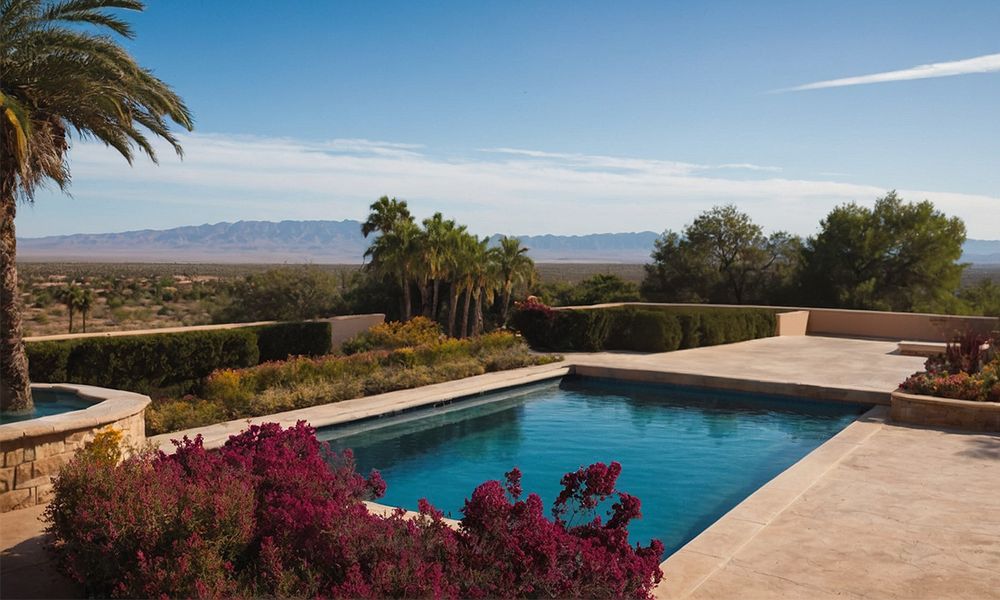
[24,132,999,238]
[778,52,1000,92]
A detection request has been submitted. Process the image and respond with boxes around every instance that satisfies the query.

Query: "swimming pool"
[319,376,869,555]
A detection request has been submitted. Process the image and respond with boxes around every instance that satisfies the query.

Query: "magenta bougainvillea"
[46,422,663,599]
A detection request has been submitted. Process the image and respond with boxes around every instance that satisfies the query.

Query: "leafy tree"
[567,274,640,305]
[800,192,966,312]
[1,0,191,412]
[213,267,343,322]
[641,205,800,304]
[957,279,1000,317]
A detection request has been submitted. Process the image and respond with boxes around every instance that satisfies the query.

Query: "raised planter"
[890,389,1000,433]
[0,384,150,512]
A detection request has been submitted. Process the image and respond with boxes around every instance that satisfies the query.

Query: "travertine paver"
[659,423,1000,599]
[566,335,926,399]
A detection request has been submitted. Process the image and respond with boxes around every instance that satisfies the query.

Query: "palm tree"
[1,0,192,412]
[491,236,535,325]
[76,288,95,333]
[365,219,421,320]
[460,236,491,338]
[58,284,82,333]
[445,230,474,337]
[420,212,461,321]
[361,196,411,238]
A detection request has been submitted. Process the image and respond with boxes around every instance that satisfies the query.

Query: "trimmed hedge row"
[512,305,777,352]
[26,321,332,395]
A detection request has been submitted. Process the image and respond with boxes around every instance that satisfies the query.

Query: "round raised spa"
[0,384,150,512]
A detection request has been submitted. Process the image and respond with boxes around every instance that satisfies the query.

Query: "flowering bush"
[342,316,444,354]
[900,332,999,402]
[47,422,663,599]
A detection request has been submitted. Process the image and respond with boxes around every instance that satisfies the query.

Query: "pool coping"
[652,403,888,598]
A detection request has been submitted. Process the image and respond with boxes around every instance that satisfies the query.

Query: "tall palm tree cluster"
[362,197,536,338]
[1,0,192,411]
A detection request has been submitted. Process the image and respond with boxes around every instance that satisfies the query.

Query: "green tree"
[490,236,535,324]
[76,287,95,333]
[1,0,191,412]
[800,192,966,312]
[568,274,640,305]
[641,205,800,304]
[213,267,343,323]
[365,219,422,321]
[58,284,82,333]
[958,279,1000,317]
[419,212,462,320]
[361,196,411,238]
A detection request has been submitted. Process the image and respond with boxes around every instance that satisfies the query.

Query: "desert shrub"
[255,321,332,362]
[46,422,662,599]
[341,316,443,354]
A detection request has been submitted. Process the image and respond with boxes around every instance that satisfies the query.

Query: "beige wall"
[324,314,386,348]
[776,310,809,336]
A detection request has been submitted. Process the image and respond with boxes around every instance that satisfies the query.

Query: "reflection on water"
[319,377,867,554]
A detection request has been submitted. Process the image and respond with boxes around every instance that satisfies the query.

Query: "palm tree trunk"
[447,283,460,337]
[501,283,512,325]
[67,305,74,333]
[460,285,472,338]
[1,188,32,412]
[419,280,431,317]
[432,279,441,321]
[82,309,87,333]
[402,279,412,321]
[472,286,483,336]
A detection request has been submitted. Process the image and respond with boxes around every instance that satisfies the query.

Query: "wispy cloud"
[778,52,1000,92]
[20,133,998,238]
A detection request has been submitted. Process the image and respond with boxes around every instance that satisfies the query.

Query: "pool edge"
[652,404,888,599]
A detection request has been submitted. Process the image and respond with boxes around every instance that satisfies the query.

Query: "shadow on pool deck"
[0,504,79,599]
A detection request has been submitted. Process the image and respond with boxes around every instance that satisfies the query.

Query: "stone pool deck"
[3,335,997,599]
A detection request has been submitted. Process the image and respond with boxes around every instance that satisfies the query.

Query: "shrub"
[65,329,259,395]
[512,303,776,353]
[46,422,663,599]
[26,340,73,382]
[900,333,999,402]
[341,316,442,354]
[255,321,332,362]
[147,332,556,435]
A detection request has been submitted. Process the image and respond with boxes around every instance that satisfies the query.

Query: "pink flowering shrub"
[47,422,663,599]
[900,332,999,402]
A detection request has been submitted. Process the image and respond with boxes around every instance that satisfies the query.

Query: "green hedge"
[26,321,333,395]
[254,321,332,362]
[513,305,777,353]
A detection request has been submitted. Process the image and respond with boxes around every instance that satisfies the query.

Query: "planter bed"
[890,389,1000,432]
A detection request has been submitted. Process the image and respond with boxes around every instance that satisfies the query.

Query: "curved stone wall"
[0,384,150,512]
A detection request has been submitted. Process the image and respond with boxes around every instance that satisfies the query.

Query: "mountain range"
[16,220,1000,264]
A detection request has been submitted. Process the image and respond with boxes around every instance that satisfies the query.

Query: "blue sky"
[18,0,1000,238]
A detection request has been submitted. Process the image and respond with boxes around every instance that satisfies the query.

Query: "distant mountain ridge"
[17,220,1000,264]
[17,220,661,263]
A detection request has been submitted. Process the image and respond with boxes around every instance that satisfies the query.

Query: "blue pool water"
[319,377,868,555]
[0,389,92,425]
